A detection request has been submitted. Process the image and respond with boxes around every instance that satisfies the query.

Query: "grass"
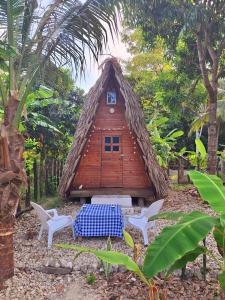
[39,196,63,209]
[170,183,194,191]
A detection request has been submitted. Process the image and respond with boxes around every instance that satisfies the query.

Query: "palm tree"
[0,0,118,286]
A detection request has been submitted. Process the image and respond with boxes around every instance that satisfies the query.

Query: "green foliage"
[167,246,206,274]
[149,211,184,222]
[185,138,207,170]
[86,273,96,285]
[147,116,184,167]
[218,272,225,291]
[123,0,225,169]
[123,230,135,250]
[188,171,225,215]
[123,28,207,155]
[213,222,225,257]
[39,196,63,209]
[142,211,218,278]
[0,0,119,128]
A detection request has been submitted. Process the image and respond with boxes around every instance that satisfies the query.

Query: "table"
[74,204,124,238]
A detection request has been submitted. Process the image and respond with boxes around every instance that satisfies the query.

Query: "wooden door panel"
[101,131,123,187]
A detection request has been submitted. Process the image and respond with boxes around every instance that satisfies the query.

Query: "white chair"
[31,202,74,249]
[126,199,164,245]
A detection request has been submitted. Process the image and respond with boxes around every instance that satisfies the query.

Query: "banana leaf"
[149,211,184,222]
[213,216,225,257]
[195,138,206,158]
[143,211,218,278]
[55,243,149,286]
[167,246,206,274]
[188,171,225,215]
[123,230,135,250]
[219,272,225,291]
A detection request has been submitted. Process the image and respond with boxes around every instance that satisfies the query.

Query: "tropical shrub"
[147,117,184,168]
[186,138,207,170]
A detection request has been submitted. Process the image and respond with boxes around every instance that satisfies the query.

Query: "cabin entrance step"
[91,195,132,207]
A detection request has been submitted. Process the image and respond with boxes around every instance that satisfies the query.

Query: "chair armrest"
[140,208,148,217]
[128,215,144,220]
[46,209,58,218]
[51,215,73,221]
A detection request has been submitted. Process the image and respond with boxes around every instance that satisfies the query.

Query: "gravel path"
[0,188,224,300]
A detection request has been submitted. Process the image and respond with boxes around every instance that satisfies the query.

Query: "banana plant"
[185,138,207,170]
[145,171,225,290]
[23,86,63,134]
[147,117,184,168]
[56,230,162,300]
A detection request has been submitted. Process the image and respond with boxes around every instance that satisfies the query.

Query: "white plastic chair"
[126,199,164,245]
[31,202,74,249]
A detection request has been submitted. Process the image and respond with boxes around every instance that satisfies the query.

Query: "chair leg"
[38,225,44,240]
[152,222,157,236]
[142,228,149,246]
[71,223,75,238]
[48,230,53,249]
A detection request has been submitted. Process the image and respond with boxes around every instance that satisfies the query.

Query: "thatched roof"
[58,58,168,199]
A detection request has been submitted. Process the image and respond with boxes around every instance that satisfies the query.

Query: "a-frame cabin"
[59,58,168,202]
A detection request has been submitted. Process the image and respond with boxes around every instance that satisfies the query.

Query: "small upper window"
[107,91,116,105]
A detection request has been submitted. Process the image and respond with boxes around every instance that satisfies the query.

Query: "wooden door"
[101,131,123,187]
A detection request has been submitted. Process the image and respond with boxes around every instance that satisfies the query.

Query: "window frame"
[106,91,116,105]
[104,135,121,153]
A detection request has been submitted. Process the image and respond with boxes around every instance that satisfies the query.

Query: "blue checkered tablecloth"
[74,204,124,238]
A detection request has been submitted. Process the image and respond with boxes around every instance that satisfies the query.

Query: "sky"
[77,25,130,92]
[41,0,130,92]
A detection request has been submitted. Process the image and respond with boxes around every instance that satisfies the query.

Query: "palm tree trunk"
[0,217,14,284]
[207,97,218,174]
[0,96,26,287]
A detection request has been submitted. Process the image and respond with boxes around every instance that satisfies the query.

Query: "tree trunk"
[207,98,218,174]
[33,159,38,201]
[0,217,14,283]
[196,35,219,175]
[25,168,31,208]
[0,96,26,286]
[45,158,49,196]
[178,158,185,184]
[39,148,45,199]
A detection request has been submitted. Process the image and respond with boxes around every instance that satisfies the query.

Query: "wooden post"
[52,158,56,193]
[39,149,45,199]
[181,266,186,280]
[33,159,38,201]
[56,159,60,187]
[178,158,184,184]
[25,168,31,208]
[45,158,49,196]
[202,238,207,280]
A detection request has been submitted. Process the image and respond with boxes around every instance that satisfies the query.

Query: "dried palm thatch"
[58,58,168,199]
